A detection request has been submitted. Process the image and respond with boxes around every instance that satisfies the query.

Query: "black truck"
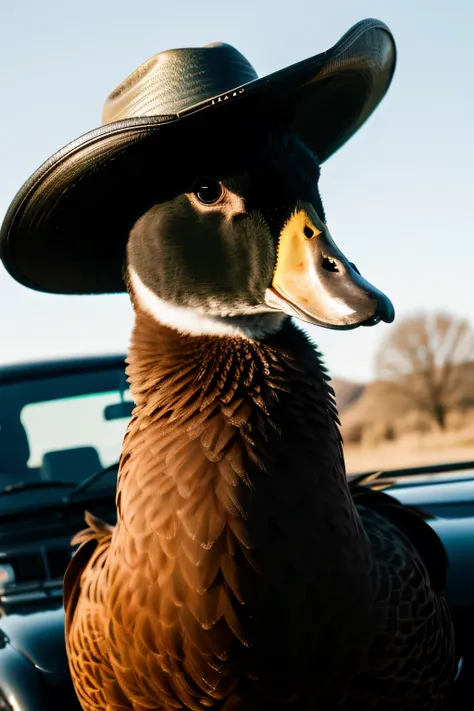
[0,356,473,709]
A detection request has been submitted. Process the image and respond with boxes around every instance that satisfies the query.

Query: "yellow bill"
[265,204,394,330]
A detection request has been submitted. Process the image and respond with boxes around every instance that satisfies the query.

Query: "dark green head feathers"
[126,130,394,339]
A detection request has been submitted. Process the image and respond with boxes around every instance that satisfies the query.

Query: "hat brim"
[0,19,396,295]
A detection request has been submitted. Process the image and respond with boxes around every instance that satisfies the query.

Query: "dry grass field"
[332,367,474,475]
[343,420,474,474]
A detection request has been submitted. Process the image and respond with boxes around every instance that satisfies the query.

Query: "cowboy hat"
[0,18,396,295]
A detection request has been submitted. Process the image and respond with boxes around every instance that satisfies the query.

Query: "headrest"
[41,446,102,483]
[0,418,30,473]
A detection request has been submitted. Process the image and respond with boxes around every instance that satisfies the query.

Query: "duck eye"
[193,178,223,205]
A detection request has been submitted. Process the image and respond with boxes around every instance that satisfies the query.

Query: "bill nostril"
[362,314,382,327]
[321,256,339,272]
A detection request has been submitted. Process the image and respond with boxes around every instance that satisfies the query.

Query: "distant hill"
[331,361,474,444]
[331,378,365,414]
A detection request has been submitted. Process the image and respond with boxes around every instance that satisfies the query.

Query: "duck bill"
[264,206,395,330]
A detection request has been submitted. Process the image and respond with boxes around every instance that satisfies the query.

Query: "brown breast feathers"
[65,310,376,710]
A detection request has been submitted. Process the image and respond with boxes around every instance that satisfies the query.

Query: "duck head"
[127,130,394,339]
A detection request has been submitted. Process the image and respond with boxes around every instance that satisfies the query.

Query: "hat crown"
[102,43,259,124]
[0,20,397,295]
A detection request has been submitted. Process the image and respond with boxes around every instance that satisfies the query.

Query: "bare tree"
[375,312,474,430]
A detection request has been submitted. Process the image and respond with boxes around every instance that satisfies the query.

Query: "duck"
[63,127,456,711]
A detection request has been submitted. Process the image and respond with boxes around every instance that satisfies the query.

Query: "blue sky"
[1,0,473,382]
